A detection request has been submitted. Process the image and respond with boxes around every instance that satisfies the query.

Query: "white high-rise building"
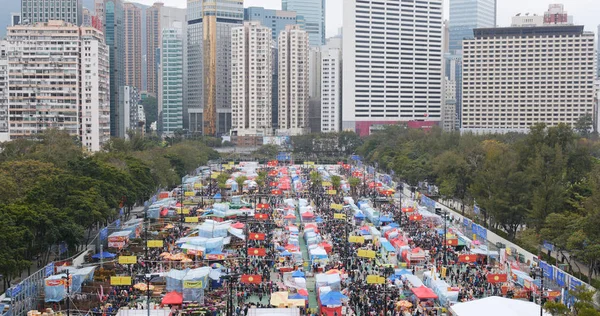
[160,25,184,136]
[461,24,596,133]
[278,25,310,136]
[5,21,110,151]
[320,37,342,132]
[231,21,273,137]
[0,42,9,141]
[342,0,444,136]
[80,27,111,151]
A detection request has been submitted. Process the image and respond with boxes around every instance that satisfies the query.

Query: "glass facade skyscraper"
[449,0,496,53]
[244,7,302,45]
[282,0,325,46]
[104,0,125,137]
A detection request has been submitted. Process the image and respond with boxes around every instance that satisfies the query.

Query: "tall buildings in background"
[0,42,8,138]
[187,0,243,136]
[597,25,600,78]
[20,0,82,25]
[343,0,443,136]
[320,36,342,133]
[2,21,110,150]
[124,3,142,91]
[11,13,21,26]
[244,7,302,46]
[443,54,462,131]
[461,24,596,133]
[120,86,143,136]
[278,25,309,135]
[231,21,273,137]
[448,0,496,53]
[511,4,573,27]
[282,0,324,47]
[160,25,184,135]
[103,0,125,137]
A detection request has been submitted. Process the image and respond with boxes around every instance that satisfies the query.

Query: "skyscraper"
[244,7,301,46]
[231,21,273,137]
[124,3,142,91]
[21,0,82,26]
[461,24,596,133]
[320,36,342,133]
[282,0,325,46]
[342,0,444,136]
[448,0,496,53]
[161,25,184,135]
[278,25,309,135]
[187,0,243,136]
[104,0,125,137]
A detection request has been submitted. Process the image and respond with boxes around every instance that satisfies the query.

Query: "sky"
[132,0,599,37]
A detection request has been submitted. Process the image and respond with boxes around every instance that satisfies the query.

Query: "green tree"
[543,301,570,316]
[349,177,361,201]
[331,175,342,193]
[235,176,247,194]
[216,173,230,198]
[574,113,594,138]
[140,96,158,131]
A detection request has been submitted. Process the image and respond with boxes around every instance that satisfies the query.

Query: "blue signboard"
[569,277,582,291]
[100,227,108,241]
[555,268,566,287]
[276,152,291,161]
[11,284,22,297]
[473,205,480,215]
[350,155,362,161]
[59,242,67,255]
[45,263,54,277]
[463,218,469,227]
[114,219,121,228]
[543,241,554,252]
[539,261,554,280]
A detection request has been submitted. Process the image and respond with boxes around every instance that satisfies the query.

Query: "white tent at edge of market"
[449,296,551,316]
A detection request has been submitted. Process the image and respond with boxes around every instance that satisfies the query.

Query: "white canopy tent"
[449,296,551,316]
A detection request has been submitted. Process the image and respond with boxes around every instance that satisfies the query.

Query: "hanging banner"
[349,236,365,243]
[240,275,262,284]
[248,248,267,256]
[118,256,137,264]
[110,276,132,286]
[331,203,343,210]
[322,181,332,187]
[185,191,195,197]
[194,183,202,189]
[334,213,346,220]
[555,268,566,287]
[444,239,459,246]
[248,233,266,241]
[254,213,269,220]
[486,274,507,283]
[357,249,376,259]
[409,214,423,221]
[183,280,204,289]
[327,190,337,195]
[147,240,164,248]
[366,275,385,284]
[458,254,477,263]
[185,216,199,223]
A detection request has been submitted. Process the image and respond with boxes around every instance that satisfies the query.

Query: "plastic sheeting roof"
[449,296,551,316]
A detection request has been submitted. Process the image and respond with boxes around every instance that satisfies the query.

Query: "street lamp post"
[144,210,150,316]
[63,269,70,316]
[443,210,448,266]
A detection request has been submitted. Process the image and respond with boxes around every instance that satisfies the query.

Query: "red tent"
[284,214,296,219]
[411,286,438,300]
[162,291,183,305]
[231,222,244,229]
[301,212,315,218]
[319,242,333,253]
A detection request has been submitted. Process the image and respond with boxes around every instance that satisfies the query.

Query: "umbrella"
[92,251,116,259]
[284,214,296,219]
[210,263,224,269]
[280,251,292,257]
[133,283,155,291]
[161,291,183,305]
[297,289,309,296]
[276,246,285,251]
[315,216,324,223]
[354,213,366,219]
[231,222,245,229]
[325,269,341,275]
[396,300,412,308]
[292,270,305,278]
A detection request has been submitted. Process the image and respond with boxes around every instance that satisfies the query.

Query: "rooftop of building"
[472,24,586,38]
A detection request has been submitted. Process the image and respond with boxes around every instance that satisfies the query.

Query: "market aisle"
[296,200,319,312]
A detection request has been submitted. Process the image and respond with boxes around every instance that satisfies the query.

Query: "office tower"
[160,25,184,135]
[448,0,496,53]
[282,0,325,46]
[244,7,301,46]
[11,13,21,26]
[124,3,142,91]
[80,26,111,151]
[442,77,457,132]
[4,21,110,150]
[146,3,186,97]
[119,86,142,136]
[187,0,243,136]
[342,0,443,136]
[230,21,273,137]
[461,24,596,133]
[320,37,342,133]
[0,42,8,141]
[94,0,105,32]
[444,53,462,128]
[104,0,125,137]
[21,0,82,25]
[278,25,309,135]
[308,46,321,132]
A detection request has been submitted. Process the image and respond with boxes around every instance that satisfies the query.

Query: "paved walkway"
[296,202,319,312]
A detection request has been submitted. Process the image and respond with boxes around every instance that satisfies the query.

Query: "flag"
[249,233,266,241]
[254,213,269,220]
[248,248,267,256]
[458,254,477,263]
[486,274,507,283]
[240,274,262,284]
[257,203,270,210]
[445,239,459,246]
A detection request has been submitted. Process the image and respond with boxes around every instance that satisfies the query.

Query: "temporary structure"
[449,296,551,316]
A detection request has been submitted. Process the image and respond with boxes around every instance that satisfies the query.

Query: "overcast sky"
[138,0,598,37]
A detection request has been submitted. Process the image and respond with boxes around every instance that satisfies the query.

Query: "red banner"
[248,248,267,256]
[256,203,270,210]
[445,239,459,246]
[249,232,266,241]
[402,207,414,213]
[409,214,423,221]
[269,182,277,187]
[458,254,478,263]
[254,213,269,220]
[240,274,262,284]
[271,189,283,195]
[487,274,507,283]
